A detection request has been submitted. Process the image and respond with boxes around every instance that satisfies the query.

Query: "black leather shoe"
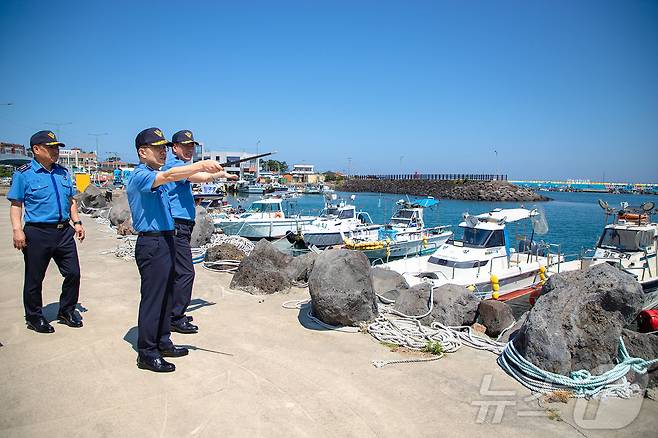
[26,316,55,334]
[159,346,189,357]
[171,320,198,334]
[57,311,83,328]
[137,356,175,373]
[185,315,194,322]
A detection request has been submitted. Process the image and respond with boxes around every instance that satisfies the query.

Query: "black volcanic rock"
[338,179,547,202]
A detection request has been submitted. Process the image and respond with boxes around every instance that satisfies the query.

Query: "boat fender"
[637,310,658,333]
[467,284,476,292]
[490,275,500,299]
[538,266,547,284]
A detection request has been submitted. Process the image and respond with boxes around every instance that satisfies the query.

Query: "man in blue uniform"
[162,130,236,334]
[128,127,224,373]
[8,130,86,333]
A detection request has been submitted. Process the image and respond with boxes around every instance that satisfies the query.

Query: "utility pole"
[493,148,499,180]
[255,140,260,180]
[45,121,72,139]
[89,133,108,169]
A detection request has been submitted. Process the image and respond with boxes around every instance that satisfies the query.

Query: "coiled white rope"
[367,283,507,367]
[99,236,137,260]
[281,299,360,333]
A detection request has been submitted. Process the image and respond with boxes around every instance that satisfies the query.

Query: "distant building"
[0,142,33,166]
[291,163,323,184]
[198,149,259,180]
[58,148,97,171]
[99,159,132,172]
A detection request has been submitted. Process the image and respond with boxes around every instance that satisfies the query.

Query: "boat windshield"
[323,207,340,217]
[598,228,653,251]
[391,209,415,224]
[339,208,354,219]
[455,227,505,248]
[248,202,281,213]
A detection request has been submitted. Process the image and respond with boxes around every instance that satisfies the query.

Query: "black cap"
[172,130,200,145]
[30,130,65,147]
[135,127,171,149]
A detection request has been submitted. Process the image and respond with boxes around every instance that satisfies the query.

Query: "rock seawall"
[338,179,548,202]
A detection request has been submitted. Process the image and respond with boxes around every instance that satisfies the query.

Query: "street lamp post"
[89,133,108,169]
[45,121,72,139]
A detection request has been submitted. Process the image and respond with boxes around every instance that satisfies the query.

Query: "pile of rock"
[190,206,214,247]
[74,184,109,213]
[513,263,657,390]
[339,178,548,202]
[308,250,378,327]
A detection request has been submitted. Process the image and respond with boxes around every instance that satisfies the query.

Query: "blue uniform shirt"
[126,163,175,232]
[161,151,196,221]
[7,159,76,223]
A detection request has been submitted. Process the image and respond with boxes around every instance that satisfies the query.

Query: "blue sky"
[1,0,656,182]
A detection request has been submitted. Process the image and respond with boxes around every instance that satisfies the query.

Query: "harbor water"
[226,190,657,259]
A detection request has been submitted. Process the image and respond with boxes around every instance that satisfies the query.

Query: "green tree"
[261,159,288,173]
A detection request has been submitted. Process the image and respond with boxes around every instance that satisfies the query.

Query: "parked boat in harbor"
[211,198,315,239]
[290,194,375,248]
[581,200,658,295]
[379,207,579,310]
[341,197,452,261]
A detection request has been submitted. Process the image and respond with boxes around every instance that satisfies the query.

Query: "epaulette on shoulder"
[17,163,30,172]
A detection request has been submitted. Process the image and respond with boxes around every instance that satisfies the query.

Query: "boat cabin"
[242,198,286,218]
[428,208,541,268]
[594,202,657,257]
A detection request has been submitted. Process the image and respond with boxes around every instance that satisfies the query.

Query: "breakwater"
[337,178,547,202]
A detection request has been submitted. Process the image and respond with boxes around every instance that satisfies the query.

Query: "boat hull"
[214,218,314,239]
[357,232,452,261]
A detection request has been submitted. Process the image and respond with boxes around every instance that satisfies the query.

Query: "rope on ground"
[497,337,658,399]
[202,260,242,273]
[368,284,507,367]
[281,299,360,333]
[100,236,137,260]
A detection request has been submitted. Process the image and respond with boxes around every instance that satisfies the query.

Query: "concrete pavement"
[0,211,656,437]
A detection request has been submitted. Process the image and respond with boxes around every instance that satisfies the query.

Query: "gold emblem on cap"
[185,131,192,138]
[47,132,55,139]
[154,129,163,138]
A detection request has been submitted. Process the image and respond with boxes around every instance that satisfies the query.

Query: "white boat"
[292,194,375,248]
[342,197,453,261]
[212,198,315,239]
[237,182,266,194]
[380,207,578,307]
[582,200,658,295]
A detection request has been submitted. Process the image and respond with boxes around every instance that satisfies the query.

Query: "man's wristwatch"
[73,220,83,226]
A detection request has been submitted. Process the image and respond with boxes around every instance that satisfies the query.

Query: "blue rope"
[497,337,658,398]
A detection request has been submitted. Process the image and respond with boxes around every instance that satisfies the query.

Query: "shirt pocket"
[28,184,51,202]
[61,181,72,198]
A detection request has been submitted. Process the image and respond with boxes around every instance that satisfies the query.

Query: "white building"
[291,164,318,183]
[197,149,258,179]
[58,148,97,171]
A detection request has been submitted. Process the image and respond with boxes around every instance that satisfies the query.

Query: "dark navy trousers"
[171,221,195,324]
[22,224,80,319]
[134,235,175,358]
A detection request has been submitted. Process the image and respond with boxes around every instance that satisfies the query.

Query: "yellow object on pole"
[75,173,91,193]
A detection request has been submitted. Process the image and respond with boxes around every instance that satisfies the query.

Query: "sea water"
[226,190,657,258]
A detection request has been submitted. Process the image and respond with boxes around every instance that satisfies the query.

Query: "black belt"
[25,221,70,229]
[174,218,196,226]
[138,230,176,237]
